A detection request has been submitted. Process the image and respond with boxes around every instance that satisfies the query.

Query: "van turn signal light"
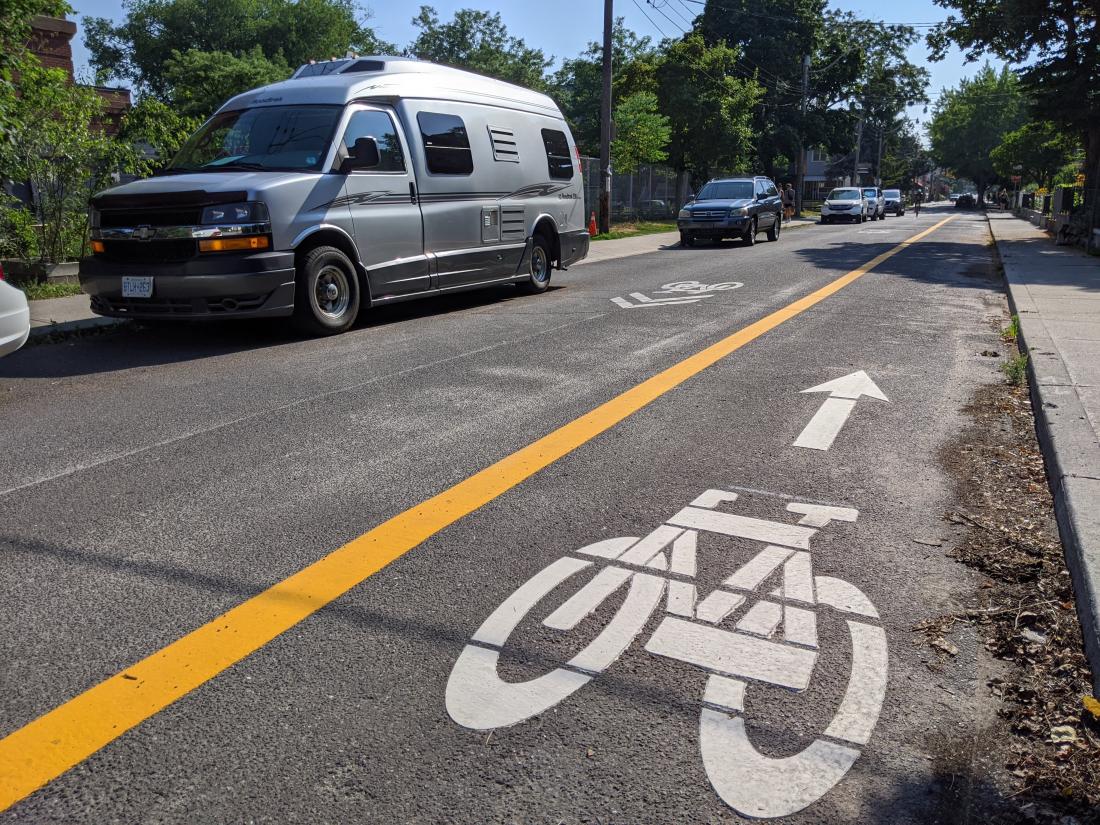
[198,235,270,253]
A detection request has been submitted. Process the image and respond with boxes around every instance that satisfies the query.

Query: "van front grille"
[101,239,197,263]
[99,208,202,228]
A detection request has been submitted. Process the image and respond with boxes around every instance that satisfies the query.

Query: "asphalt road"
[0,205,1012,823]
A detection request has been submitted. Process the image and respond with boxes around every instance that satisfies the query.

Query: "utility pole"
[795,54,810,217]
[598,0,613,235]
[874,127,884,186]
[852,114,864,187]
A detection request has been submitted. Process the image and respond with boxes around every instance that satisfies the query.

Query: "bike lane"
[0,210,999,821]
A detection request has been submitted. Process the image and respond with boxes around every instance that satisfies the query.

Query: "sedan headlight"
[200,201,269,224]
[677,208,691,219]
[730,207,749,217]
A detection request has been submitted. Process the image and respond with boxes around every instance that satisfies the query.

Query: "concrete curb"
[989,218,1100,697]
[27,316,128,342]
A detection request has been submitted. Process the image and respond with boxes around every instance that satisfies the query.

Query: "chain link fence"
[580,157,687,223]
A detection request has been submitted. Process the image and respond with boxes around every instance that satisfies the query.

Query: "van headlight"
[678,208,691,219]
[200,202,269,224]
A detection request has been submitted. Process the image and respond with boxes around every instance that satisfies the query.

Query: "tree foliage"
[408,5,552,91]
[990,122,1079,189]
[164,47,291,117]
[656,34,763,187]
[928,64,1024,196]
[929,0,1099,196]
[84,0,393,97]
[611,92,670,174]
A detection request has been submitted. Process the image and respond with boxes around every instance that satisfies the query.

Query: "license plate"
[121,276,153,298]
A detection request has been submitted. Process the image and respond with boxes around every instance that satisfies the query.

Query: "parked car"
[676,177,783,246]
[882,189,905,216]
[948,193,960,203]
[955,193,977,209]
[81,57,589,335]
[861,187,885,220]
[0,264,31,358]
[820,188,868,223]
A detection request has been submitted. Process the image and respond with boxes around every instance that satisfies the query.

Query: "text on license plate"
[121,276,153,298]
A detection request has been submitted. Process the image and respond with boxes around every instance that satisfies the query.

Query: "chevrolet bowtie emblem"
[133,225,156,241]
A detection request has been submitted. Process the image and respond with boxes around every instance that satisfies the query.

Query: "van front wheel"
[518,235,552,295]
[293,245,360,335]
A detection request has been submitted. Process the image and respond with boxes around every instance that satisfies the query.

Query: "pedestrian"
[782,183,795,223]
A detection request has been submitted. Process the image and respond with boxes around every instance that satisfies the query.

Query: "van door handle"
[409,182,417,204]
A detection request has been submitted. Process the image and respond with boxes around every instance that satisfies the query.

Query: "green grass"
[592,221,678,241]
[1001,353,1028,385]
[16,280,84,301]
[1000,314,1020,343]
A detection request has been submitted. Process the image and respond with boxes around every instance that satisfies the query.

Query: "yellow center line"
[0,215,956,811]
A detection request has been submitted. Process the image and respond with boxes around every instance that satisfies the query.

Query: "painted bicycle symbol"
[446,489,887,818]
[656,280,744,294]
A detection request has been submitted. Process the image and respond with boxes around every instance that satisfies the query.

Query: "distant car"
[882,189,905,216]
[948,193,960,203]
[861,187,885,220]
[820,187,868,223]
[0,264,31,358]
[955,193,977,209]
[638,199,672,219]
[677,176,783,246]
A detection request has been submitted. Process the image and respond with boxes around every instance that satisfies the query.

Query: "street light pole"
[852,114,864,187]
[598,0,613,235]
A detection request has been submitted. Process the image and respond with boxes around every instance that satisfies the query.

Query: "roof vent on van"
[341,59,385,74]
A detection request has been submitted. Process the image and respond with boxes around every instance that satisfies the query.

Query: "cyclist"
[913,188,923,217]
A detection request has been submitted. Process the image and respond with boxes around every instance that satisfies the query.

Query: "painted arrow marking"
[793,371,888,451]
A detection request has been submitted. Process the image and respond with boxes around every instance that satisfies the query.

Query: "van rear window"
[541,129,573,180]
[417,112,473,175]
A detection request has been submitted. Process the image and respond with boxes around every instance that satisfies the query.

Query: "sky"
[66,0,981,131]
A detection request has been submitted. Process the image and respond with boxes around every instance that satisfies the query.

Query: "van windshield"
[697,181,754,200]
[166,105,343,173]
[883,189,901,198]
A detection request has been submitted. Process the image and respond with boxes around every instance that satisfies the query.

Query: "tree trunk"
[1084,124,1100,208]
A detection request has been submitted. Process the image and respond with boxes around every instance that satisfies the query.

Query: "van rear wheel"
[518,234,552,295]
[292,245,360,335]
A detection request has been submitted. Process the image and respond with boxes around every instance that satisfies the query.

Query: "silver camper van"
[80,57,589,334]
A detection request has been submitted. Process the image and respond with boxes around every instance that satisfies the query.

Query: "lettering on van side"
[309,191,407,211]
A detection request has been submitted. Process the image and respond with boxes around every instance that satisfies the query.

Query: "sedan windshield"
[697,181,754,200]
[828,189,860,201]
[166,105,343,173]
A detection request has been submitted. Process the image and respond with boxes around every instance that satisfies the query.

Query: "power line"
[677,0,942,29]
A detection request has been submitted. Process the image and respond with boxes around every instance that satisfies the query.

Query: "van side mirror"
[340,137,380,173]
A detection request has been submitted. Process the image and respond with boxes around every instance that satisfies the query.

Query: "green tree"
[990,122,1079,190]
[928,64,1024,199]
[115,98,203,173]
[929,0,1100,201]
[656,34,763,189]
[84,0,393,97]
[0,62,121,263]
[611,91,670,173]
[164,47,291,117]
[551,19,657,156]
[407,6,552,90]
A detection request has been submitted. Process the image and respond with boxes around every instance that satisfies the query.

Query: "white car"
[861,187,885,220]
[820,188,868,224]
[0,265,31,358]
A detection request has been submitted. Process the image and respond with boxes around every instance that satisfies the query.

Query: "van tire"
[292,245,360,335]
[518,234,552,295]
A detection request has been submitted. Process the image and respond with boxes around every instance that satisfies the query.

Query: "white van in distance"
[80,57,589,334]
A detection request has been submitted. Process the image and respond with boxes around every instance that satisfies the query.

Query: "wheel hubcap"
[315,265,350,318]
[531,247,549,282]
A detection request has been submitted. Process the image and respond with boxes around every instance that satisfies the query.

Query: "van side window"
[541,129,573,180]
[341,110,406,172]
[417,112,473,174]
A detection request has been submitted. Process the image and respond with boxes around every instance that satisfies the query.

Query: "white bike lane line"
[0,217,955,815]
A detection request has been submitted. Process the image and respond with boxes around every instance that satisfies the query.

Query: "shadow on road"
[0,283,562,380]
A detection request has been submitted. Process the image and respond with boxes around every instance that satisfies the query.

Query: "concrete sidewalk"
[988,211,1100,694]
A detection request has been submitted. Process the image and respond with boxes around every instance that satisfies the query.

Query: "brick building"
[27,15,131,134]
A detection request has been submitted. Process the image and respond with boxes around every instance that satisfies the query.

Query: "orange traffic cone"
[589,211,597,236]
